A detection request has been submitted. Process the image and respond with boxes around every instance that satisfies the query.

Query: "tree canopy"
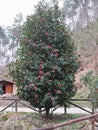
[9,0,79,116]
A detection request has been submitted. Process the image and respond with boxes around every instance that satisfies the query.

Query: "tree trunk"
[46,107,50,116]
[64,105,67,114]
[39,108,42,114]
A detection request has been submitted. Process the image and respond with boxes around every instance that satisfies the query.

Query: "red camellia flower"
[55,52,59,57]
[38,75,42,79]
[56,90,61,93]
[53,49,57,53]
[48,45,52,49]
[57,84,61,87]
[39,70,44,75]
[45,32,48,36]
[39,65,42,70]
[80,68,84,71]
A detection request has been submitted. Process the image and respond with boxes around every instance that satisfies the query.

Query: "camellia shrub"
[9,1,79,116]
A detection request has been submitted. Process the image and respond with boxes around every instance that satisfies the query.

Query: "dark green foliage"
[9,1,79,115]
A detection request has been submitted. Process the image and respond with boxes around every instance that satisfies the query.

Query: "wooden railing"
[0,97,40,113]
[32,113,98,130]
[0,97,98,130]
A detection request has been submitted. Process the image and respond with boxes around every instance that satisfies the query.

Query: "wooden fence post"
[91,119,95,130]
[91,101,95,130]
[15,99,18,112]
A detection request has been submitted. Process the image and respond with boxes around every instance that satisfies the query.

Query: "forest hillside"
[74,21,98,84]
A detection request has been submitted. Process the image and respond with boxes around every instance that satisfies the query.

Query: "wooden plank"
[19,101,39,112]
[70,99,90,101]
[0,101,15,112]
[68,101,92,114]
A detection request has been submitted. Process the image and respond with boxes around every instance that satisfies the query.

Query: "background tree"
[0,13,23,66]
[7,13,23,62]
[62,0,79,30]
[0,26,9,66]
[9,0,79,116]
[61,0,98,31]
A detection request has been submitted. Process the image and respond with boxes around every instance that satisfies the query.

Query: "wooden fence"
[0,97,98,130]
[0,97,40,113]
